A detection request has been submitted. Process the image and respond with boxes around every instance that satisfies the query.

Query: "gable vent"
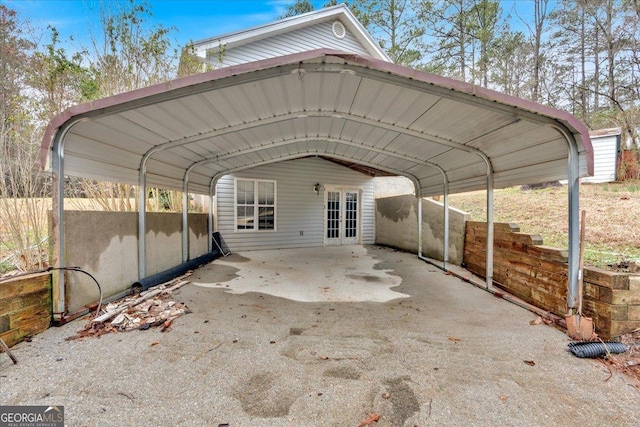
[332,21,346,39]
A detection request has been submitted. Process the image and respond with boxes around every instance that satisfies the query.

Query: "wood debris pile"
[66,279,191,340]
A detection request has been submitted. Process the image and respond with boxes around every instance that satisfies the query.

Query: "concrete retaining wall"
[375,195,470,265]
[62,211,209,313]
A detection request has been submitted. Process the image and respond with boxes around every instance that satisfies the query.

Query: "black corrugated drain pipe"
[568,341,628,358]
[134,250,220,291]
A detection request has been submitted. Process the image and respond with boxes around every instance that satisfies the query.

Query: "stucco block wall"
[62,211,208,313]
[375,195,470,265]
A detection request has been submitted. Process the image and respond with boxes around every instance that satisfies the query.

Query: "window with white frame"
[235,178,276,231]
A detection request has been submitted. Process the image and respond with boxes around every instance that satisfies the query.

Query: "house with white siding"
[192,5,390,251]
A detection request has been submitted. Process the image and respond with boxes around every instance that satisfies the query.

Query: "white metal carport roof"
[41,49,593,321]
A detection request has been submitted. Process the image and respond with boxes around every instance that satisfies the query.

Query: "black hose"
[0,266,104,317]
[568,341,628,358]
[133,251,220,290]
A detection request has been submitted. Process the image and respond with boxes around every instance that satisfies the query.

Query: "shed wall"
[583,133,619,183]
[215,157,375,251]
[206,22,370,67]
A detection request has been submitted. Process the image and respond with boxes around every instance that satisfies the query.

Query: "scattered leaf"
[321,355,329,360]
[499,395,509,401]
[524,360,536,366]
[448,337,462,342]
[382,392,391,400]
[358,413,380,427]
[530,317,543,325]
[150,341,159,346]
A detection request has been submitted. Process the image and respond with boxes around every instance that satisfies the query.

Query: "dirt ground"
[2,246,640,426]
[448,181,640,269]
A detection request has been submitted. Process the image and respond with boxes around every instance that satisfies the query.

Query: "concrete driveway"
[1,245,638,426]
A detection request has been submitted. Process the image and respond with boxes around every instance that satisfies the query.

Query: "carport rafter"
[179,136,452,272]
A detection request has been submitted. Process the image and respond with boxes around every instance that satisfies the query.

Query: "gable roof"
[192,4,391,63]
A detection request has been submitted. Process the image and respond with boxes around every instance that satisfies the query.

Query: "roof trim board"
[192,4,391,62]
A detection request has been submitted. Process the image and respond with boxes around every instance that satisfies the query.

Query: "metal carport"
[40,49,593,322]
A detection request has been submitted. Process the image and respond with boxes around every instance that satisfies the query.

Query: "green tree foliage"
[279,0,315,19]
[90,0,177,96]
[0,6,50,270]
[354,0,425,66]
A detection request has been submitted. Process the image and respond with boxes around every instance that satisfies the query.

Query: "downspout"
[50,118,87,322]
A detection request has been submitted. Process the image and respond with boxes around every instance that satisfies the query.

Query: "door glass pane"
[327,191,340,239]
[345,192,358,238]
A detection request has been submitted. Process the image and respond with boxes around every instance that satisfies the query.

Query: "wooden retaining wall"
[464,221,640,340]
[0,272,52,347]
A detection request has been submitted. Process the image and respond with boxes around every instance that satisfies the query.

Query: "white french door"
[324,187,360,245]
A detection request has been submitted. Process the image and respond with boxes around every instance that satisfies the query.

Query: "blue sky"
[4,0,329,50]
[5,0,540,53]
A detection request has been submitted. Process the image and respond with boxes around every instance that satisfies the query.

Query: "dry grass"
[448,181,640,269]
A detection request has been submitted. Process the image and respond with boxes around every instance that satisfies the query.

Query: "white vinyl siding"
[216,157,375,251]
[207,22,371,68]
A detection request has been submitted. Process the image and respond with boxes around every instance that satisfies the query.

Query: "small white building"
[192,5,391,251]
[583,128,621,183]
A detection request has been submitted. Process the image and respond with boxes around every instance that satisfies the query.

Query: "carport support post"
[417,195,423,257]
[51,133,65,321]
[567,137,581,310]
[486,172,494,290]
[443,176,450,269]
[182,174,190,263]
[137,168,147,280]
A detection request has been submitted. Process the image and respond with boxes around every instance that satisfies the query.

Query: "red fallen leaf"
[358,413,380,427]
[524,360,536,366]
